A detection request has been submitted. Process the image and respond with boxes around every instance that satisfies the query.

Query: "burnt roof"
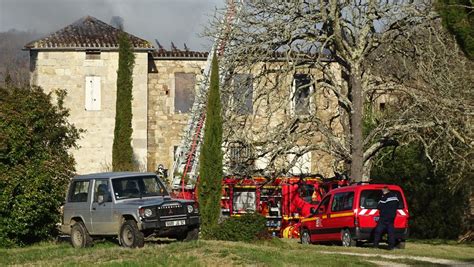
[24,16,154,50]
[152,49,209,59]
[152,41,208,59]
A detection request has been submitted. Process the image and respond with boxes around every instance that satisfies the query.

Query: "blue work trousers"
[373,220,395,249]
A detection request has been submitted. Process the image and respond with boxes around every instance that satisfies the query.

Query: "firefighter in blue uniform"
[373,186,399,250]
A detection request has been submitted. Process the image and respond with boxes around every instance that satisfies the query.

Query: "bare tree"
[369,19,473,189]
[206,1,472,182]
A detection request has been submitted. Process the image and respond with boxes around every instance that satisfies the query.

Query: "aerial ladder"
[170,0,240,199]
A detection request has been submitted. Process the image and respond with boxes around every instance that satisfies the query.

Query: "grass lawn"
[2,238,473,266]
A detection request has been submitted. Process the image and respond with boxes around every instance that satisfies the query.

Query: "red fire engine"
[170,173,349,238]
[219,175,349,237]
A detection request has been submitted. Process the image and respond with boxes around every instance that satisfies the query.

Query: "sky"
[0,0,224,51]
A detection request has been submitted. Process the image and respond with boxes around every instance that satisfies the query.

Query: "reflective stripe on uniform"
[378,197,399,204]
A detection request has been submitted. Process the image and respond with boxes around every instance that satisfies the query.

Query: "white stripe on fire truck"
[398,210,407,216]
[369,209,378,215]
[359,209,368,215]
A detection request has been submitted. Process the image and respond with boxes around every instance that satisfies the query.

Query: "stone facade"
[147,58,206,172]
[30,50,149,173]
[26,16,344,178]
[221,63,344,177]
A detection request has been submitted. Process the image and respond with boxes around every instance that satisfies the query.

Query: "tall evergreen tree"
[198,53,223,236]
[112,32,135,171]
[436,0,474,59]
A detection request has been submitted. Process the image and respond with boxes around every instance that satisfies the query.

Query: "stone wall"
[31,50,149,174]
[147,59,206,172]
[147,59,343,178]
[223,63,343,177]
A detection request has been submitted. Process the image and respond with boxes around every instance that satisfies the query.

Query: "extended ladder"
[171,0,240,195]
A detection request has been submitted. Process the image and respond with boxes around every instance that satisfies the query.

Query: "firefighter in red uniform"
[373,186,399,250]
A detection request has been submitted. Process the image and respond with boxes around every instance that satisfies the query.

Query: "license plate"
[165,220,186,227]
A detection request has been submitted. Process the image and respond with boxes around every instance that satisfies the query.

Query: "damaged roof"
[24,16,154,50]
[152,49,209,59]
[152,41,208,59]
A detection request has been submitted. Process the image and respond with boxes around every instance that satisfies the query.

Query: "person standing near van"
[373,186,399,250]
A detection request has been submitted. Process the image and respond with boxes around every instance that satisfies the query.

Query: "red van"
[299,184,409,248]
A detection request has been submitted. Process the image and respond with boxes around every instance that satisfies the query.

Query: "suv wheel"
[396,240,406,249]
[178,227,199,242]
[70,222,93,248]
[120,220,144,248]
[341,229,357,247]
[300,229,311,245]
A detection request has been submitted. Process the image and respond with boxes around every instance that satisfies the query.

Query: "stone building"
[25,16,344,177]
[25,16,207,174]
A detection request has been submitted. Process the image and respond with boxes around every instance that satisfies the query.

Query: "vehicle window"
[94,180,111,203]
[233,189,256,212]
[331,192,354,212]
[360,190,404,209]
[68,180,90,202]
[112,176,168,200]
[318,195,331,213]
[298,183,315,203]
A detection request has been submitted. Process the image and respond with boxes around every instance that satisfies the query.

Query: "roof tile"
[25,16,154,50]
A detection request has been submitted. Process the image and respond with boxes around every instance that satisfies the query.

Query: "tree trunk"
[362,159,371,182]
[349,68,364,182]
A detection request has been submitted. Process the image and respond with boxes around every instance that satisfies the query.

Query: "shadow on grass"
[56,235,179,248]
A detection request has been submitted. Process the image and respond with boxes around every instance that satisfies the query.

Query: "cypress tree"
[112,32,135,171]
[198,53,223,236]
[436,0,474,59]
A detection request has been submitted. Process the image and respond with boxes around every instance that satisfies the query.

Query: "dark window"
[29,51,38,72]
[175,72,196,113]
[331,192,355,212]
[94,180,111,203]
[85,51,101,60]
[379,102,386,111]
[360,190,404,209]
[68,180,90,202]
[233,74,253,115]
[112,176,167,200]
[293,74,312,115]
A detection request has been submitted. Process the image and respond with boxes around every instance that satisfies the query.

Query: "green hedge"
[208,213,269,242]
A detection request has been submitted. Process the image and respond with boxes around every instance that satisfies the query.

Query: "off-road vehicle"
[60,172,200,248]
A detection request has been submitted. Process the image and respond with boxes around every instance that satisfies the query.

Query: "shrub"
[0,86,80,246]
[208,213,269,242]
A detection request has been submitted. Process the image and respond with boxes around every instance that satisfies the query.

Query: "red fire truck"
[170,173,349,238]
[219,175,349,237]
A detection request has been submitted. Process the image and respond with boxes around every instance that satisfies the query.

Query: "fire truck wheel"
[341,229,357,247]
[300,229,311,245]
